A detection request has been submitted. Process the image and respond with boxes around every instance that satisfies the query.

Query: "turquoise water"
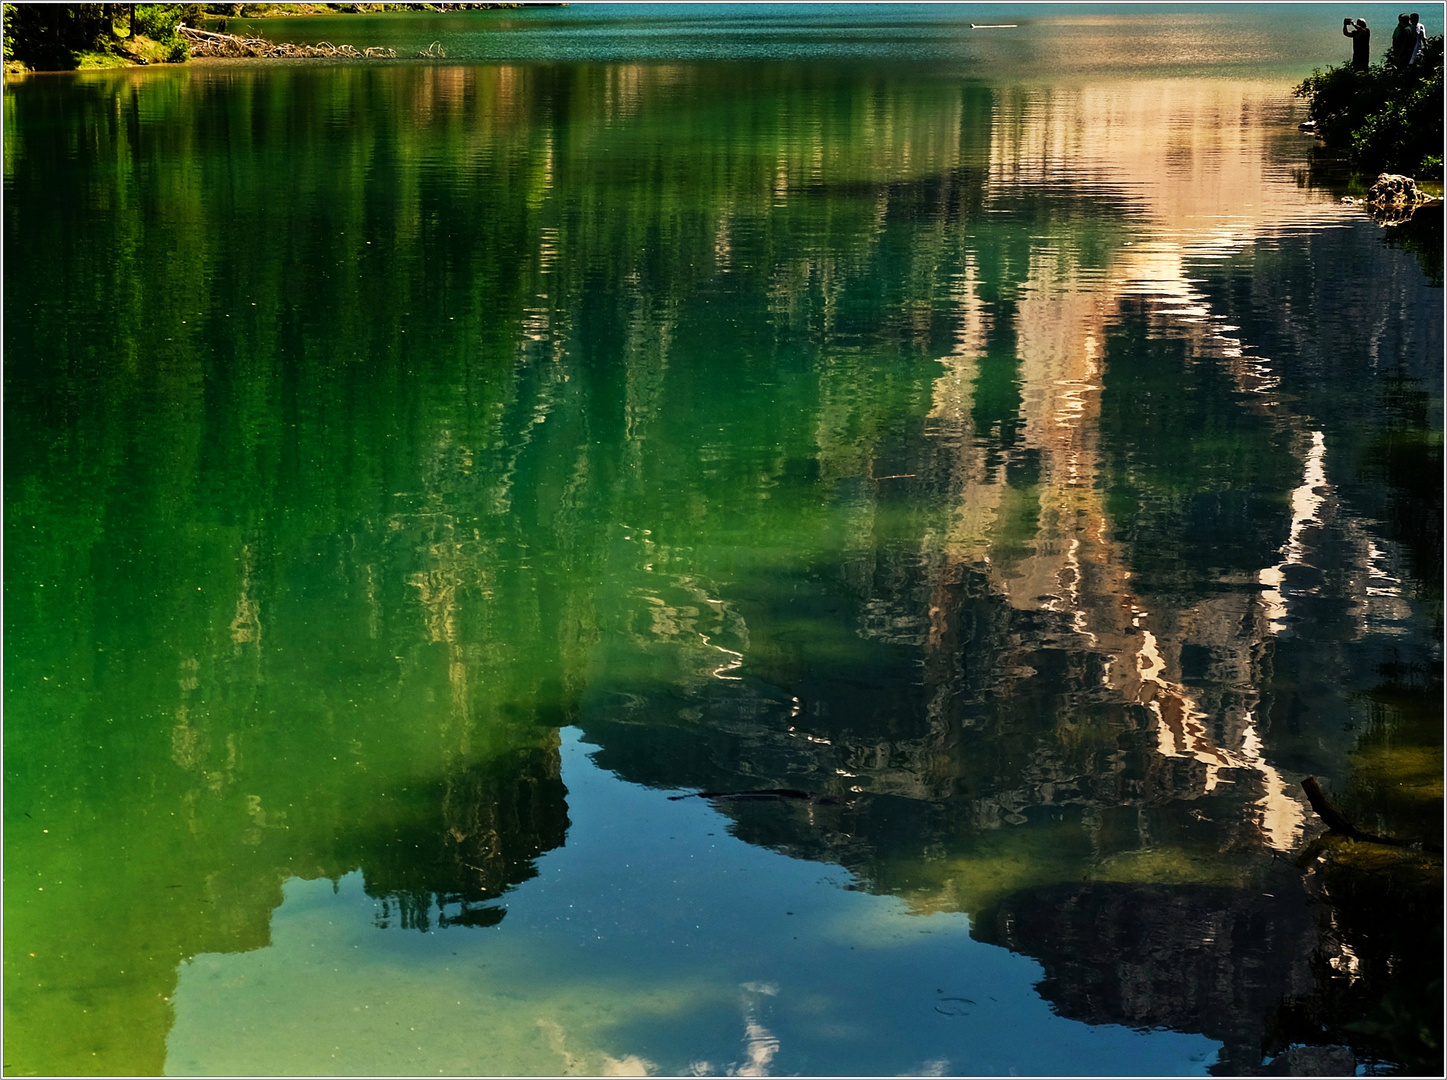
[5,5,1442,1076]
[221,3,1426,77]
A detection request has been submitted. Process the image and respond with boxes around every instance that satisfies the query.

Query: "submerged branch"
[1302,775,1443,853]
[668,788,842,805]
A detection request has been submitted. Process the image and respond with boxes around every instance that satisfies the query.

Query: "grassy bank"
[1295,35,1445,180]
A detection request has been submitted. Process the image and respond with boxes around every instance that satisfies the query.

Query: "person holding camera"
[1343,17,1371,70]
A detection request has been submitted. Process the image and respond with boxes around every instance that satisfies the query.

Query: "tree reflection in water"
[4,60,1440,1076]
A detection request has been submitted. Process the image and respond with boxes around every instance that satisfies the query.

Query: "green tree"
[3,3,192,69]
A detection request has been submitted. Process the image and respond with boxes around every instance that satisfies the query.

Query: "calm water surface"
[5,6,1442,1077]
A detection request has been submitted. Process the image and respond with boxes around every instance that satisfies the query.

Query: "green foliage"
[4,4,113,69]
[134,3,182,38]
[0,3,545,68]
[134,4,191,59]
[2,4,194,69]
[1295,35,1444,179]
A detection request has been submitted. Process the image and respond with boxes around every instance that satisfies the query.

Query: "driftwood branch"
[178,24,397,59]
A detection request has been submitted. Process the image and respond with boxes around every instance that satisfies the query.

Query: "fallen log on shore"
[178,24,397,59]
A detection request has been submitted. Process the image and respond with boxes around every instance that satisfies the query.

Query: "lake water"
[4,5,1442,1076]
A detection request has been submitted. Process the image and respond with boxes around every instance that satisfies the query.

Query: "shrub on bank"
[134,4,192,60]
[1296,36,1445,180]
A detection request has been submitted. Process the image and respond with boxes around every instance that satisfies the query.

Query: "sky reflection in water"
[166,729,1220,1076]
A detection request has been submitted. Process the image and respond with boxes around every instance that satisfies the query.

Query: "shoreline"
[2,4,543,75]
[212,2,531,14]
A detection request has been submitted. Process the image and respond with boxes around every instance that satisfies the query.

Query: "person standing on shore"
[1391,12,1415,64]
[1344,17,1371,69]
[1409,13,1427,63]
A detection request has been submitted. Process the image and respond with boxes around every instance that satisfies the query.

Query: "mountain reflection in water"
[4,52,1441,1078]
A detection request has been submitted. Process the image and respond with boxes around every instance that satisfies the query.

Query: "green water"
[5,6,1443,1076]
